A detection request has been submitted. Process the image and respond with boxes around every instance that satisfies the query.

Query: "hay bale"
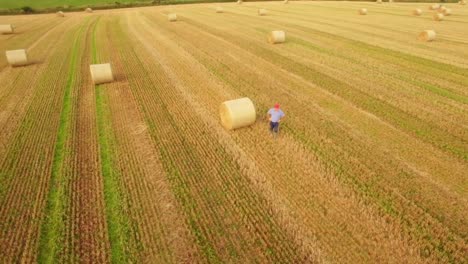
[168,13,177,22]
[429,4,440,10]
[359,8,367,15]
[376,0,382,4]
[258,8,267,16]
[460,0,466,5]
[389,0,393,3]
[219,98,256,130]
[0,24,14,34]
[284,0,289,4]
[442,8,452,15]
[216,7,223,13]
[413,8,422,16]
[268,30,285,44]
[6,49,28,67]
[237,0,242,4]
[438,6,447,12]
[90,63,114,85]
[57,11,65,17]
[433,13,444,21]
[85,7,93,13]
[418,30,436,42]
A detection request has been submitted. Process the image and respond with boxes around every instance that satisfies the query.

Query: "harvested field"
[0,1,467,263]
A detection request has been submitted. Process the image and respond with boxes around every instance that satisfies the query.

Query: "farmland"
[0,1,467,263]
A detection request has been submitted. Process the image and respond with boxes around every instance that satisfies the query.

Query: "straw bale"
[418,30,436,41]
[90,63,114,85]
[219,98,256,130]
[0,24,14,34]
[268,30,285,44]
[6,49,28,67]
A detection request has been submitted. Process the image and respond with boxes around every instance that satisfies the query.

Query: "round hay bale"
[168,13,177,22]
[376,0,382,4]
[433,13,444,21]
[258,8,267,16]
[219,98,256,130]
[460,0,466,5]
[6,49,28,67]
[418,30,436,42]
[237,0,242,4]
[85,7,93,13]
[90,63,114,85]
[268,30,285,44]
[359,8,367,15]
[438,6,447,12]
[0,24,14,34]
[413,8,422,16]
[216,7,223,13]
[443,8,452,15]
[57,11,65,17]
[284,0,289,4]
[429,4,440,10]
[389,0,393,3]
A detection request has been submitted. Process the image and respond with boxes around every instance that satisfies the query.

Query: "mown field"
[0,1,467,263]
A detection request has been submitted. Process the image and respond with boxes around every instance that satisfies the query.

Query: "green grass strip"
[92,19,132,263]
[37,18,91,264]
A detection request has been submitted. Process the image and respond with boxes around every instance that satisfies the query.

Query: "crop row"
[107,12,310,262]
[0,17,87,262]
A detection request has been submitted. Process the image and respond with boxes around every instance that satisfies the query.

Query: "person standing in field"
[267,103,285,137]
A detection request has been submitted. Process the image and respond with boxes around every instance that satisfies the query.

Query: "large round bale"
[284,0,289,4]
[0,24,14,34]
[413,9,422,16]
[460,0,466,5]
[85,7,93,13]
[168,13,177,22]
[219,98,256,130]
[237,0,242,4]
[433,13,444,21]
[90,63,114,85]
[418,30,436,42]
[258,8,267,16]
[376,0,382,4]
[216,7,223,13]
[57,11,65,17]
[6,49,28,67]
[268,30,286,44]
[438,6,447,12]
[429,4,440,10]
[359,8,368,15]
[389,0,393,3]
[442,8,452,15]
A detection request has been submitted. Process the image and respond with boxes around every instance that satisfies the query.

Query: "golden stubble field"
[0,1,467,263]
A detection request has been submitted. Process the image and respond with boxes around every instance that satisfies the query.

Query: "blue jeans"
[270,121,279,133]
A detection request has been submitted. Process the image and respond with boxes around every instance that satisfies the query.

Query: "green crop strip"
[38,17,93,263]
[288,35,467,105]
[92,18,133,263]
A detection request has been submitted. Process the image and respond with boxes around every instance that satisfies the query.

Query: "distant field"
[0,0,450,12]
[0,1,467,263]
[0,0,157,12]
[0,0,149,9]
